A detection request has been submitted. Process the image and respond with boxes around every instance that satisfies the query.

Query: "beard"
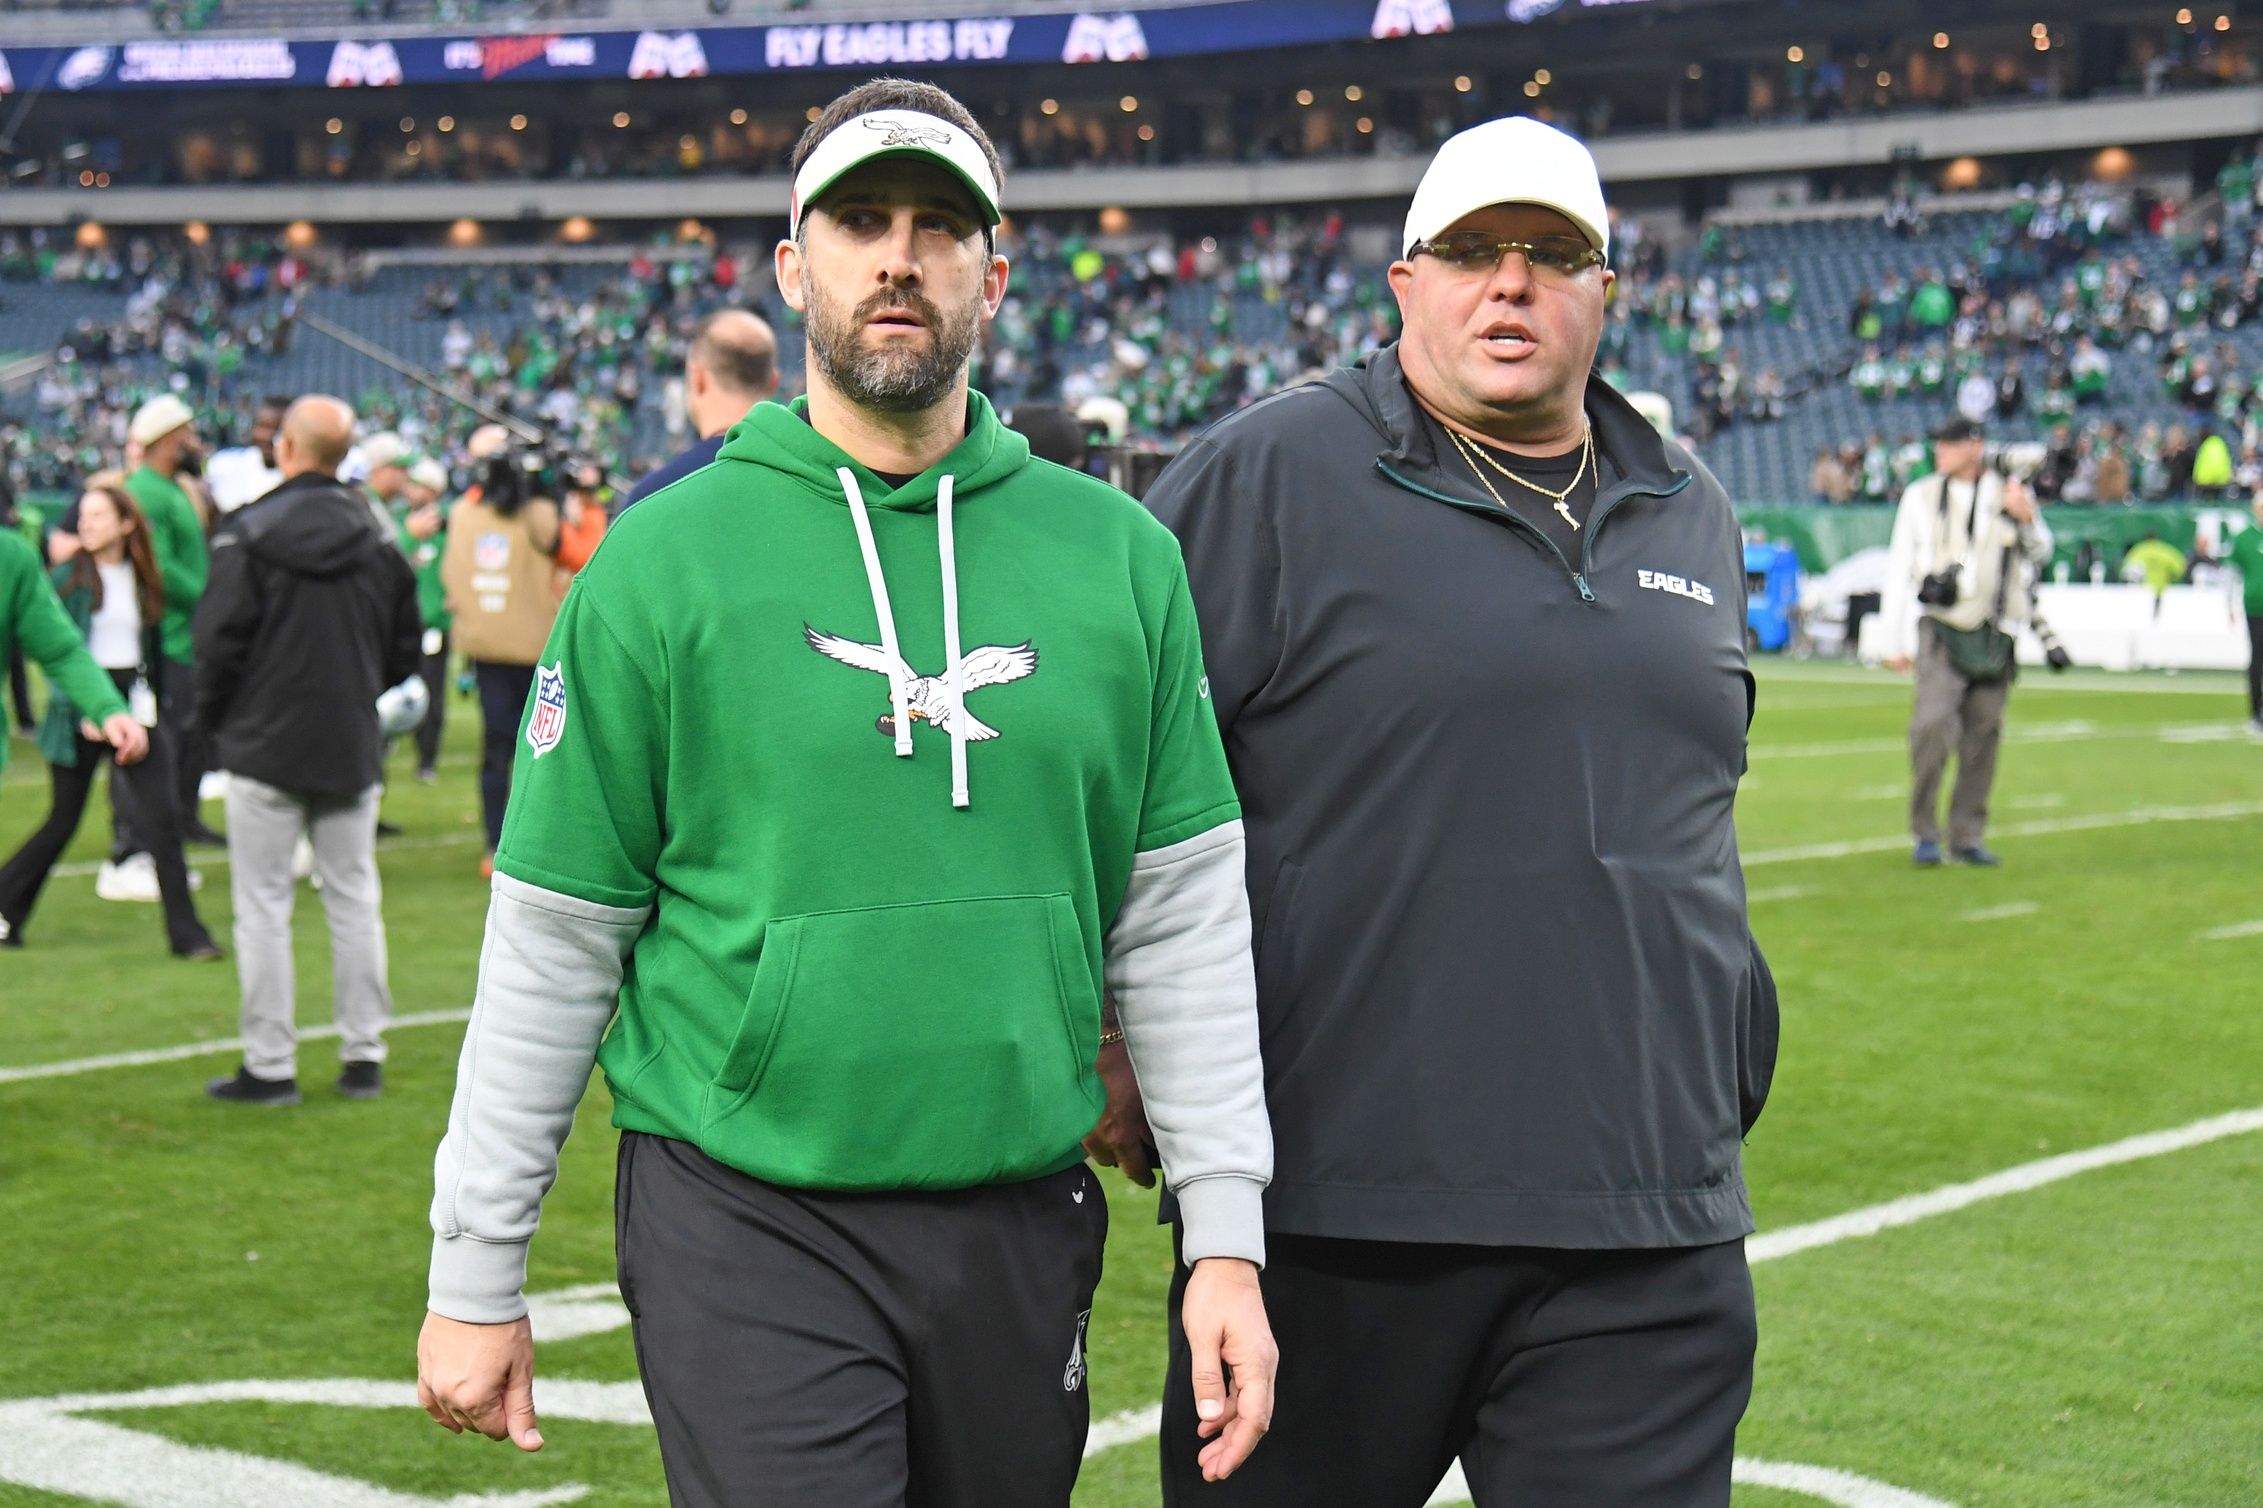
[803,270,984,414]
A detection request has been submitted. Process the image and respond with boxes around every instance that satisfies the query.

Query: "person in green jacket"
[122,394,223,846]
[0,484,217,956]
[416,76,1278,1503]
[0,529,144,782]
[2230,494,2263,733]
[398,457,453,779]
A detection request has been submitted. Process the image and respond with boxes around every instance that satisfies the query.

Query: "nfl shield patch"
[474,531,511,573]
[526,662,568,758]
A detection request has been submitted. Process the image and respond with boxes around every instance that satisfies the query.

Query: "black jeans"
[0,670,214,954]
[414,631,449,774]
[472,659,536,855]
[113,657,204,854]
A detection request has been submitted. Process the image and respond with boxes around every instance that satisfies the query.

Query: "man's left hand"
[2002,476,2038,524]
[1180,1256,1277,1482]
[1082,1033,1156,1187]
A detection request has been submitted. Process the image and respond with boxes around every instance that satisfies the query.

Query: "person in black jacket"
[195,395,422,1107]
[1130,116,1779,1507]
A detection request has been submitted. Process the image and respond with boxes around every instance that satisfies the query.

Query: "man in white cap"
[124,393,225,847]
[1134,116,1777,1505]
[415,75,1277,1506]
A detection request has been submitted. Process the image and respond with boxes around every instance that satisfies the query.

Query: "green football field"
[2,660,2258,1508]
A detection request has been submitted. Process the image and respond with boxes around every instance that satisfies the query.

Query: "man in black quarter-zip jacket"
[1130,116,1780,1508]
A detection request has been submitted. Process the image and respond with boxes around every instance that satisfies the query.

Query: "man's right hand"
[1884,655,1913,675]
[98,713,149,764]
[416,1311,543,1451]
[1082,1034,1156,1187]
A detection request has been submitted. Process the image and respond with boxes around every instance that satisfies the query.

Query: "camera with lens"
[1917,563,1962,608]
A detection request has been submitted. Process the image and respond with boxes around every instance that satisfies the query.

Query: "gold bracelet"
[1098,1028,1126,1048]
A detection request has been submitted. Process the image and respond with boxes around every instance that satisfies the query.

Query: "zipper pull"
[1573,573,1596,603]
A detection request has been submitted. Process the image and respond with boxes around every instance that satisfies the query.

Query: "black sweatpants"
[472,659,534,855]
[413,633,449,774]
[616,1131,1109,1508]
[1161,1234,1755,1508]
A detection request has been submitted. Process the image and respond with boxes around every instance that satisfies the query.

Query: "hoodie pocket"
[699,893,1102,1189]
[1739,932,1781,1135]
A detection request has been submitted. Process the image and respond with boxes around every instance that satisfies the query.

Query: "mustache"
[854,286,945,327]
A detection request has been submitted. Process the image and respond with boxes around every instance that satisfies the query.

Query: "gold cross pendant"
[1556,500,1581,531]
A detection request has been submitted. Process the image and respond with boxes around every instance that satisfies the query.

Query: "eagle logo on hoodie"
[805,626,1038,741]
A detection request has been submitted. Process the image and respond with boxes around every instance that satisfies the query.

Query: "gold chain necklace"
[1446,424,1591,531]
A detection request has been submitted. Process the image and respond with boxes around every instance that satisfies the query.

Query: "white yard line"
[2197,919,2263,942]
[1746,885,1815,904]
[1741,799,2263,866]
[50,831,480,881]
[2007,793,2067,809]
[1746,1106,2263,1263]
[1957,901,2039,923]
[0,1009,471,1085]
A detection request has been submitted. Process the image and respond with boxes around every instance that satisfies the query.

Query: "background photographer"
[1880,416,2054,867]
[438,430,559,879]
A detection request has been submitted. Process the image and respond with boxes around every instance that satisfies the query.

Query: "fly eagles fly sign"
[0,0,1685,91]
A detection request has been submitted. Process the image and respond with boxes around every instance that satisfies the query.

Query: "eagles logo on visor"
[790,110,1003,235]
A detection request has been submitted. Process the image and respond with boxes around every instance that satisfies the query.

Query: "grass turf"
[0,660,2258,1506]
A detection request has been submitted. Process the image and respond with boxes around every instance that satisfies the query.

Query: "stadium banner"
[0,0,1683,92]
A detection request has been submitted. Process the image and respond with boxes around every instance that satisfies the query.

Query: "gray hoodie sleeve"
[1104,817,1272,1267]
[428,873,649,1324]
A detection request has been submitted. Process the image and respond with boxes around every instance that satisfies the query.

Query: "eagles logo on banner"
[527,662,568,758]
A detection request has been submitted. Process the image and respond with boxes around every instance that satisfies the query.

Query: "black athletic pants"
[2247,612,2262,721]
[616,1131,1109,1508]
[413,633,449,773]
[1161,1234,1755,1508]
[471,660,534,855]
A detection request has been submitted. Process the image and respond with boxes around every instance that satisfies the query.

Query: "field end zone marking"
[2198,919,2263,942]
[1957,901,2039,923]
[0,1010,472,1086]
[1741,799,2263,866]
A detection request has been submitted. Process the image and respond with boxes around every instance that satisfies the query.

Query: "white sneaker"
[293,836,315,881]
[2248,718,2263,738]
[198,771,230,803]
[94,853,161,903]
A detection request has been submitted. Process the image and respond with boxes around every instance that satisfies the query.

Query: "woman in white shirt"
[0,481,220,957]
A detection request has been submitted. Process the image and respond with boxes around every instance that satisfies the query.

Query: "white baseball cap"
[790,110,1001,237]
[360,431,413,471]
[408,457,448,492]
[1402,116,1610,261]
[127,394,195,449]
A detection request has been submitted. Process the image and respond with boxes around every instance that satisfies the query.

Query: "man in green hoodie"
[0,529,146,789]
[418,77,1277,1504]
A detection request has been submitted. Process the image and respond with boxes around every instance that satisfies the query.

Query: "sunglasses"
[1411,232,1607,278]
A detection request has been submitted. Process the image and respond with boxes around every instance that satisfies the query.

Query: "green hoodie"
[1,532,130,774]
[492,392,1241,1192]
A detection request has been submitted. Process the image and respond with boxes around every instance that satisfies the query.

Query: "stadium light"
[1120,95,1138,112]
[2176,6,2192,21]
[1876,70,1892,87]
[1522,80,1540,97]
[561,215,595,243]
[2216,13,2231,29]
[400,116,415,132]
[448,218,482,247]
[74,221,105,249]
[285,220,317,249]
[77,170,93,187]
[438,116,456,133]
[613,111,632,128]
[1684,63,1702,80]
[184,220,210,245]
[1786,45,1804,63]
[1933,31,1949,48]
[1345,84,1364,101]
[1296,89,1314,105]
[2035,32,2051,49]
[1137,124,1155,141]
[509,114,528,131]
[1041,98,1059,115]
[730,108,748,125]
[1098,206,1130,234]
[325,117,343,135]
[1355,117,1374,133]
[805,106,821,122]
[406,142,422,158]
[1453,75,1473,92]
[1534,69,1551,84]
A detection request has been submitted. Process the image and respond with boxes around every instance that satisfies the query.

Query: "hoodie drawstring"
[839,467,914,760]
[937,474,969,809]
[837,465,972,809]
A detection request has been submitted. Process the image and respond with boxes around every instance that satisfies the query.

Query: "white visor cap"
[790,110,1001,237]
[1402,116,1609,261]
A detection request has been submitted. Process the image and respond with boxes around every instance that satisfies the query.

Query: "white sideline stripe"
[51,831,480,881]
[2198,919,2263,941]
[1746,884,1815,904]
[2007,793,2067,809]
[1745,1106,2263,1263]
[1749,664,2238,695]
[1755,720,2098,759]
[0,1010,471,1085]
[1957,901,2039,923]
[1085,1404,1163,1458]
[1427,1456,1955,1508]
[1849,784,1904,800]
[1741,799,2263,866]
